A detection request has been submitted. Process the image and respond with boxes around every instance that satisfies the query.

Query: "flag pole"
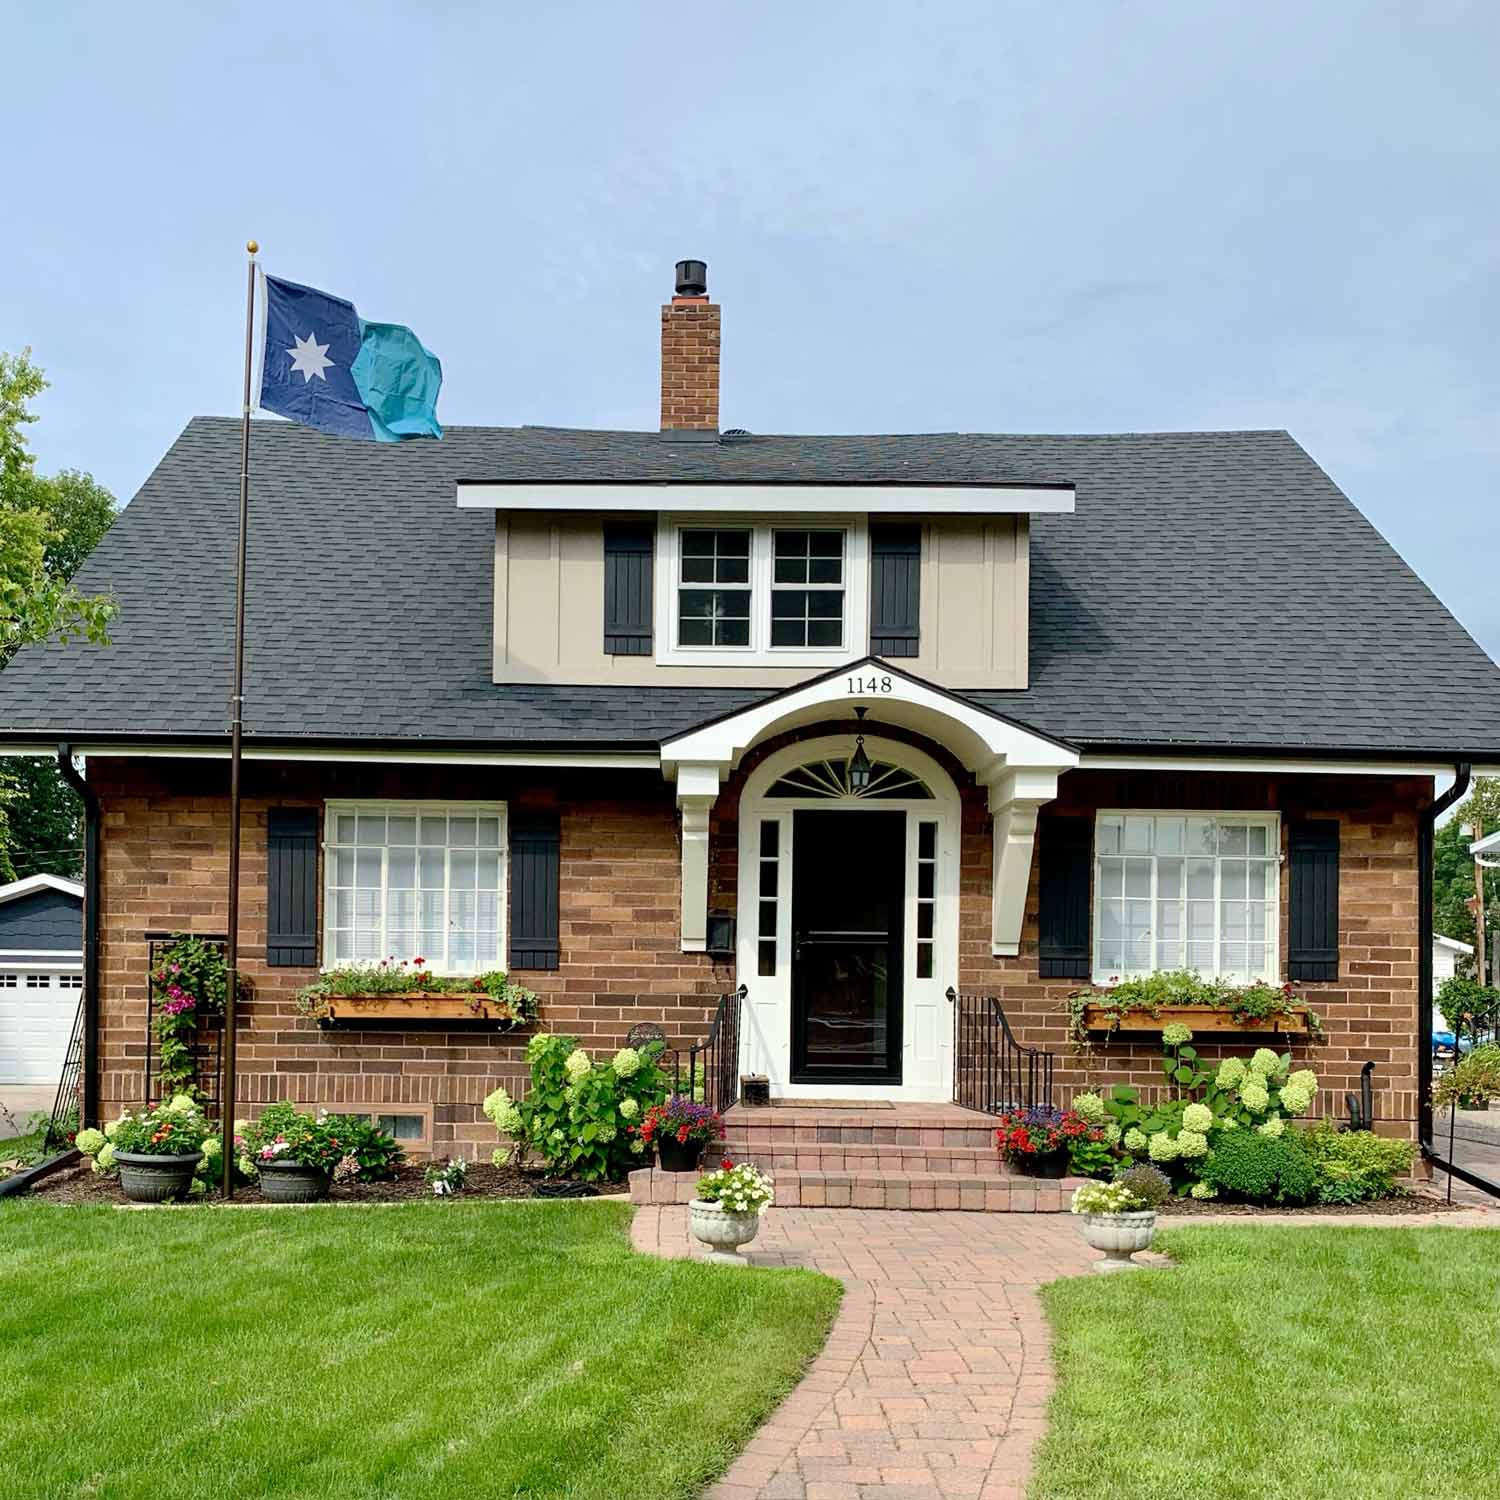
[222,239,258,1196]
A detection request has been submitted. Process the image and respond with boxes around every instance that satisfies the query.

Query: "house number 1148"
[846,674,894,694]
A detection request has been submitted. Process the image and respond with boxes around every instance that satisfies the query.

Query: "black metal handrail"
[948,989,1055,1115]
[44,994,85,1148]
[673,985,746,1116]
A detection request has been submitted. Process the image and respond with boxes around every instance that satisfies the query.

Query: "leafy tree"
[1434,776,1500,984]
[0,349,118,880]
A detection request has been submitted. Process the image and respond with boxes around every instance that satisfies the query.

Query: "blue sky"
[9,1,1499,659]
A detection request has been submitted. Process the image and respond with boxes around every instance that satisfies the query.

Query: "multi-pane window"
[325,803,506,972]
[771,530,845,647]
[59,974,84,990]
[915,820,938,979]
[678,529,751,646]
[757,820,780,978]
[1094,813,1279,982]
[0,974,15,989]
[668,523,858,657]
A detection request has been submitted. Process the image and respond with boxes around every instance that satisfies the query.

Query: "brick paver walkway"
[632,1202,1496,1500]
[634,1206,1109,1499]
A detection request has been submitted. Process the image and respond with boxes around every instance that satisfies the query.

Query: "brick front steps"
[631,1100,1084,1212]
[627,1165,1084,1211]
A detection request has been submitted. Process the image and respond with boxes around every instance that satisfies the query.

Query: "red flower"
[676,1125,689,1144]
[721,1158,734,1171]
[414,957,426,966]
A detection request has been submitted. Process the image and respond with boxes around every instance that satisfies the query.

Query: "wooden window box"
[317,993,535,1032]
[1081,1003,1314,1037]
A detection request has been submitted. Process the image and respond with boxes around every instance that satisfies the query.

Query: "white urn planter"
[1080,1210,1157,1272]
[689,1199,762,1266]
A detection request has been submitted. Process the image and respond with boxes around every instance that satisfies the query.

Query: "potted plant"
[638,1095,723,1172]
[689,1158,774,1265]
[995,1105,1088,1178]
[239,1101,352,1202]
[105,1095,216,1202]
[1071,1164,1170,1271]
[1433,1044,1500,1117]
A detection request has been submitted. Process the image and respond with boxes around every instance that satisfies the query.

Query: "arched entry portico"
[659,658,1079,1100]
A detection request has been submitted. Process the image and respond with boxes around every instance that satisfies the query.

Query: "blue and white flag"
[256,273,442,442]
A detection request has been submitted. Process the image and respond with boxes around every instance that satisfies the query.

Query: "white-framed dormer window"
[323,800,507,972]
[655,516,869,666]
[1093,812,1280,983]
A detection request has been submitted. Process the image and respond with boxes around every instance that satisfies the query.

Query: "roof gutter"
[55,744,99,1129]
[1419,762,1471,1155]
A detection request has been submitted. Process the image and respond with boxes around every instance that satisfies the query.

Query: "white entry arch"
[661,656,1080,957]
[737,733,961,1101]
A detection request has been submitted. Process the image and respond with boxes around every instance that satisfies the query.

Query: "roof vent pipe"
[675,259,708,297]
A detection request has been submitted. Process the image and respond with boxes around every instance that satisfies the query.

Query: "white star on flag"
[286,331,334,383]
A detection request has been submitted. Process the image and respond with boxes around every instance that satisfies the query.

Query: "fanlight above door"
[765,758,933,800]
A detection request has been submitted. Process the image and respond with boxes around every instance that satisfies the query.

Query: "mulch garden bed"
[27,1161,628,1206]
[1157,1190,1469,1216]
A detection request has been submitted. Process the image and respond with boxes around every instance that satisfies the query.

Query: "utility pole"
[1468,819,1488,989]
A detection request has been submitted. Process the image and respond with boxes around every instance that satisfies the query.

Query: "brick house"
[2,258,1499,1163]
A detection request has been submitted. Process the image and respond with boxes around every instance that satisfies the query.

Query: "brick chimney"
[660,258,720,431]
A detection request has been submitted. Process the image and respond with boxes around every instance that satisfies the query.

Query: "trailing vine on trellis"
[149,934,242,1099]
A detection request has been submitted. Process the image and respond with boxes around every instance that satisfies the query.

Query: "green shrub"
[1434,975,1500,1039]
[1198,1128,1318,1205]
[485,1033,672,1182]
[1432,1044,1500,1112]
[1297,1121,1415,1203]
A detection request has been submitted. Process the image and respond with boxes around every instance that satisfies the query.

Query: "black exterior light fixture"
[848,706,874,793]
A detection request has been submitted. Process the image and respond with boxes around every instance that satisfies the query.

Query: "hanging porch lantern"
[848,706,874,792]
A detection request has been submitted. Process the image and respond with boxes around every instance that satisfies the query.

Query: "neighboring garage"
[0,874,84,1123]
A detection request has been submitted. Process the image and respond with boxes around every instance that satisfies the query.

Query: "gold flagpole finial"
[246,239,259,255]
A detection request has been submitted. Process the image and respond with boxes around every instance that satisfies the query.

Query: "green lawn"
[0,1200,839,1500]
[1034,1226,1500,1500]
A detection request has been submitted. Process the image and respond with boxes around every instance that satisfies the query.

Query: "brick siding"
[89,747,1428,1154]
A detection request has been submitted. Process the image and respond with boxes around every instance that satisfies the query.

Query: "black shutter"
[1038,817,1092,979]
[1288,819,1339,982]
[509,811,561,971]
[266,808,318,967]
[869,524,921,658]
[603,522,653,655]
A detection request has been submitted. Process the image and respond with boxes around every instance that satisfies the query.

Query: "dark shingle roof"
[1,417,1498,757]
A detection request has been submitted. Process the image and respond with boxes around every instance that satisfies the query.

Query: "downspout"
[56,743,100,1129]
[1418,762,1471,1149]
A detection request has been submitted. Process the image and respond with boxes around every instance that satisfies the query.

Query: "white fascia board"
[1078,754,1476,778]
[64,744,659,770]
[1434,934,1475,955]
[1472,830,1500,856]
[662,665,1078,777]
[456,482,1075,516]
[0,873,84,905]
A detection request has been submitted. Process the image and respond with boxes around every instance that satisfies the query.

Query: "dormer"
[458,262,1074,691]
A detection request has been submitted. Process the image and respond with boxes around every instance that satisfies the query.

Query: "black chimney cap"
[675,259,708,296]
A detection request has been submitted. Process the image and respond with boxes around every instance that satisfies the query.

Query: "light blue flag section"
[258,274,442,442]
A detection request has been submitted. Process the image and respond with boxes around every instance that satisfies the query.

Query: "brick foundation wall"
[92,759,731,1156]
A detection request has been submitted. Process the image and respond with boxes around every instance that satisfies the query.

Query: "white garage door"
[0,971,83,1086]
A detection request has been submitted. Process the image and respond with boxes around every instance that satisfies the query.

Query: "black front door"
[791,809,905,1085]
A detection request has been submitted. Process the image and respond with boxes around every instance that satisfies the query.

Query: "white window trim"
[654,514,870,667]
[1091,809,1283,985]
[322,799,509,975]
